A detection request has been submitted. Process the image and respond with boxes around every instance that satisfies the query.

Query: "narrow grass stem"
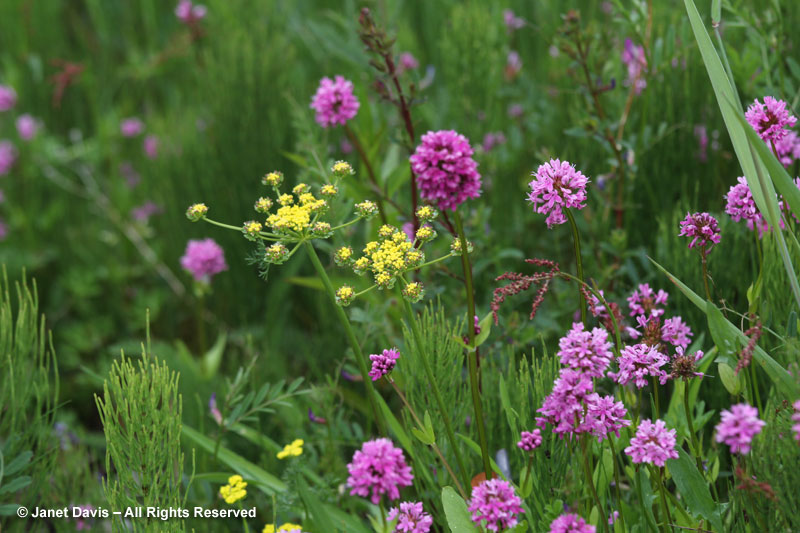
[683,383,703,471]
[454,210,492,478]
[608,438,626,533]
[520,453,533,495]
[701,252,712,302]
[565,208,587,325]
[581,436,610,533]
[398,294,470,490]
[656,466,674,533]
[652,377,660,419]
[304,241,385,435]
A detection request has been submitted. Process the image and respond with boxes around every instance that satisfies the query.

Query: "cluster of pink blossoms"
[527,159,589,227]
[714,403,765,454]
[549,512,596,533]
[517,429,542,451]
[0,141,16,176]
[180,238,228,283]
[467,478,524,532]
[346,438,413,504]
[368,348,400,381]
[557,322,613,377]
[625,419,678,467]
[621,38,647,95]
[310,76,360,128]
[0,85,16,111]
[387,501,432,533]
[175,0,207,24]
[609,343,669,388]
[627,283,668,319]
[679,212,721,254]
[793,400,800,444]
[410,130,482,211]
[745,96,797,143]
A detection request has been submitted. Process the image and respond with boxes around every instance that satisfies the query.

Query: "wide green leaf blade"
[667,448,723,531]
[442,486,479,532]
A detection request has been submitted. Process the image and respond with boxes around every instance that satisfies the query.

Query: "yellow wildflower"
[219,474,247,504]
[262,171,284,187]
[292,183,309,195]
[277,193,294,206]
[277,439,304,460]
[186,203,208,221]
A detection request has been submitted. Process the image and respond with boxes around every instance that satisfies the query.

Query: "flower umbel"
[369,348,400,381]
[467,478,524,532]
[745,96,797,143]
[625,419,679,467]
[219,474,247,504]
[679,212,721,254]
[346,438,413,504]
[277,439,304,459]
[310,76,360,128]
[549,512,596,533]
[527,159,589,228]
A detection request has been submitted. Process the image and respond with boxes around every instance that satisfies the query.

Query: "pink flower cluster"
[387,501,432,533]
[527,159,589,227]
[557,322,613,377]
[745,96,796,143]
[585,393,631,441]
[549,513,596,533]
[310,76,360,128]
[714,403,765,455]
[16,114,39,141]
[792,400,800,444]
[517,429,542,451]
[625,419,678,467]
[679,212,721,253]
[0,141,17,176]
[775,131,800,167]
[661,316,693,351]
[0,85,16,111]
[120,117,144,137]
[180,238,228,283]
[503,9,525,32]
[175,0,207,24]
[369,348,400,381]
[609,343,669,388]
[467,478,524,532]
[397,52,419,75]
[346,438,413,504]
[410,130,482,211]
[627,283,668,319]
[622,39,647,94]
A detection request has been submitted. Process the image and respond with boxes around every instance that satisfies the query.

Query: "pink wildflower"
[625,419,678,467]
[622,39,647,94]
[467,479,524,532]
[410,130,481,211]
[369,348,400,381]
[503,10,525,32]
[387,501,432,533]
[517,429,542,451]
[792,400,800,444]
[745,96,797,143]
[175,0,207,24]
[120,117,144,137]
[527,159,589,227]
[549,513,596,533]
[695,125,709,162]
[0,141,17,175]
[558,322,614,377]
[725,177,760,223]
[679,212,721,254]
[397,52,419,74]
[16,114,39,141]
[346,438,413,504]
[536,369,594,438]
[661,316,692,350]
[143,135,158,159]
[481,132,506,152]
[585,393,630,441]
[775,131,800,167]
[0,85,16,111]
[505,51,522,79]
[180,238,228,283]
[715,403,765,455]
[131,201,163,222]
[627,283,668,318]
[609,343,669,388]
[310,76,360,128]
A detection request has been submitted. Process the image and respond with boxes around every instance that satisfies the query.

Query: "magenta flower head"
[536,369,594,438]
[369,348,400,381]
[503,9,525,32]
[585,393,631,441]
[725,177,759,223]
[549,512,596,533]
[627,283,668,318]
[625,419,678,467]
[310,76,360,128]
[679,212,721,254]
[180,238,228,283]
[410,130,482,211]
[558,322,614,378]
[397,52,419,74]
[661,316,692,350]
[0,141,17,176]
[517,429,542,451]
[0,85,16,111]
[527,159,589,228]
[16,114,39,141]
[143,135,158,159]
[792,400,800,444]
[120,117,144,137]
[175,0,206,24]
[714,403,765,455]
[622,39,647,95]
[467,478,524,532]
[745,96,797,143]
[609,343,669,388]
[346,438,413,504]
[387,501,432,533]
[775,131,800,167]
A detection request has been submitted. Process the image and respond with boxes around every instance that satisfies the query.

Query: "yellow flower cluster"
[277,439,304,459]
[264,189,327,234]
[263,523,304,533]
[219,475,247,504]
[186,203,208,221]
[352,225,423,289]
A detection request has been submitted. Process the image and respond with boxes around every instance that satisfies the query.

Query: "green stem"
[304,241,385,435]
[565,208,587,325]
[683,382,703,472]
[520,453,533,495]
[608,438,626,533]
[454,210,492,478]
[655,467,673,533]
[581,437,610,533]
[701,252,712,302]
[750,361,763,415]
[399,295,470,490]
[652,377,660,419]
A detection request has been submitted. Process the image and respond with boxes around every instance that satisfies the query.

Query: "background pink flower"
[309,76,360,128]
[410,129,481,211]
[180,238,228,283]
[527,159,589,227]
[120,117,144,137]
[0,85,16,111]
[16,114,39,140]
[346,438,413,504]
[625,419,678,466]
[715,403,765,454]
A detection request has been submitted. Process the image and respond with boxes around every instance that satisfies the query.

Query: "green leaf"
[0,504,22,516]
[441,486,480,532]
[375,394,435,487]
[181,425,287,494]
[201,332,226,379]
[499,375,519,437]
[2,450,32,478]
[411,427,435,446]
[457,434,504,478]
[0,475,31,495]
[717,362,742,395]
[667,448,724,532]
[473,312,493,348]
[297,477,371,533]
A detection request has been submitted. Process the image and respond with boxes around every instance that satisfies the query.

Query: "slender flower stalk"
[683,384,702,471]
[304,242,385,435]
[653,466,673,533]
[565,208,587,324]
[607,438,626,533]
[580,436,610,533]
[454,211,491,478]
[398,293,470,490]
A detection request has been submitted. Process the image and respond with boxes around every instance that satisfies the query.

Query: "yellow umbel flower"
[415,225,435,242]
[320,184,338,197]
[335,285,355,306]
[243,220,263,241]
[297,192,316,205]
[277,439,304,459]
[263,524,304,533]
[254,197,273,214]
[277,193,294,206]
[219,474,247,504]
[332,160,354,176]
[416,205,438,222]
[263,171,284,187]
[186,203,208,221]
[267,205,312,233]
[292,183,309,195]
